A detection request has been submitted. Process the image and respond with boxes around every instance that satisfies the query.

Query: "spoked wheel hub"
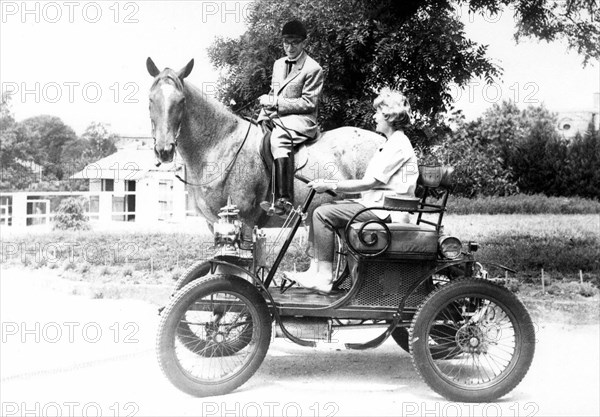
[456,325,486,353]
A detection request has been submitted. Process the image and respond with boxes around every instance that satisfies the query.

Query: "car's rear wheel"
[410,278,535,402]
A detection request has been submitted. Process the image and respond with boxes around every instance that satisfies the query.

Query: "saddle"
[258,123,319,178]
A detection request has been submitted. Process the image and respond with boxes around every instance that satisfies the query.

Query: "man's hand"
[258,94,277,110]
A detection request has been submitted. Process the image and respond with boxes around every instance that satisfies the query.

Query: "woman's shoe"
[283,260,333,295]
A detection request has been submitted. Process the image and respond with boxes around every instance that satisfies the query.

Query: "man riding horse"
[258,19,324,216]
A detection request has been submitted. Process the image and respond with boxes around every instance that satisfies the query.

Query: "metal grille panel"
[349,261,432,308]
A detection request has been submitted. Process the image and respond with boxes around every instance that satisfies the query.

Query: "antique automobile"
[155,166,535,403]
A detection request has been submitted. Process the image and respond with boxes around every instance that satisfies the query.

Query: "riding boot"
[259,157,294,216]
[275,157,294,215]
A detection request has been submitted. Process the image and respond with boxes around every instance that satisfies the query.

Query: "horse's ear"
[177,59,194,80]
[147,57,160,77]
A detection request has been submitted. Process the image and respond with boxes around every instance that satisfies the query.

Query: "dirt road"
[1,267,598,416]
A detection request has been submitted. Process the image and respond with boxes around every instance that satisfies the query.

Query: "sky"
[1,1,598,137]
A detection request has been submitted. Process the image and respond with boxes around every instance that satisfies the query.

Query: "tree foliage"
[433,101,600,198]
[208,0,598,150]
[19,115,78,181]
[208,0,500,149]
[0,97,118,191]
[462,0,599,66]
[53,197,90,231]
[62,122,118,173]
[0,94,38,189]
[430,107,520,197]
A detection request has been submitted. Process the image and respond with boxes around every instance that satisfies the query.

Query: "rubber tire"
[410,278,535,403]
[173,260,211,293]
[172,262,255,356]
[157,275,272,397]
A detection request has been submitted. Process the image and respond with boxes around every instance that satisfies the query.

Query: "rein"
[173,103,295,188]
[174,118,255,187]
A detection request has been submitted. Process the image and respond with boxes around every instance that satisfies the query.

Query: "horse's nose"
[156,143,175,161]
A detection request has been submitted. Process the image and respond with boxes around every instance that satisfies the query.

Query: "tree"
[437,100,599,198]
[507,104,566,195]
[561,126,600,199]
[62,122,118,169]
[208,0,598,150]
[0,94,38,190]
[59,122,118,191]
[208,0,499,149]
[81,122,118,160]
[430,110,520,197]
[19,115,77,181]
[463,0,599,66]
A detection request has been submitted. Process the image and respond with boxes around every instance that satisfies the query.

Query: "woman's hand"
[308,178,337,193]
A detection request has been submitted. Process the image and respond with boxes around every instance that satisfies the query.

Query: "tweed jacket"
[259,51,324,139]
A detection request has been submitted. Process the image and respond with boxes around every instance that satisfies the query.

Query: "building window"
[102,179,114,191]
[0,195,12,226]
[158,180,173,221]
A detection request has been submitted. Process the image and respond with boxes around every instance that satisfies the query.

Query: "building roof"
[71,148,183,180]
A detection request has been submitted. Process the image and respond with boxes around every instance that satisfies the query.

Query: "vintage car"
[156,166,535,403]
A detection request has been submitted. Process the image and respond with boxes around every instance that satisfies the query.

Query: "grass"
[448,194,600,215]
[1,214,598,290]
[442,214,599,283]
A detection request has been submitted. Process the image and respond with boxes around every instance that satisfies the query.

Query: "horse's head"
[147,57,194,164]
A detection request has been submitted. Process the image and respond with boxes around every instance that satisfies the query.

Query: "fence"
[0,191,138,228]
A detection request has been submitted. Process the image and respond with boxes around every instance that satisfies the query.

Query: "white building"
[71,147,189,224]
[1,138,195,228]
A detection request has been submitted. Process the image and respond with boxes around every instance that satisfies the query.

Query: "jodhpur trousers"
[271,125,312,159]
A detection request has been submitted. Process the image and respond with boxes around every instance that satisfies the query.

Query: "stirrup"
[260,200,284,216]
[275,198,293,219]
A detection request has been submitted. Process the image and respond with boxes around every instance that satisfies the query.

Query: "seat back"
[415,166,454,232]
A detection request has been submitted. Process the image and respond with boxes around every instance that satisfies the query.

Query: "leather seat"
[347,222,439,260]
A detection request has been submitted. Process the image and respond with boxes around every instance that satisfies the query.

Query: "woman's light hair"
[373,87,412,130]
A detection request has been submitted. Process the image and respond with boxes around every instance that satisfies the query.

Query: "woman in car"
[285,87,419,294]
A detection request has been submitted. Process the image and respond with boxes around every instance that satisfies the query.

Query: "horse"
[146,57,384,232]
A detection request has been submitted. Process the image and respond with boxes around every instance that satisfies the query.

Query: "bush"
[560,129,600,199]
[427,111,519,197]
[578,282,599,297]
[53,198,90,231]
